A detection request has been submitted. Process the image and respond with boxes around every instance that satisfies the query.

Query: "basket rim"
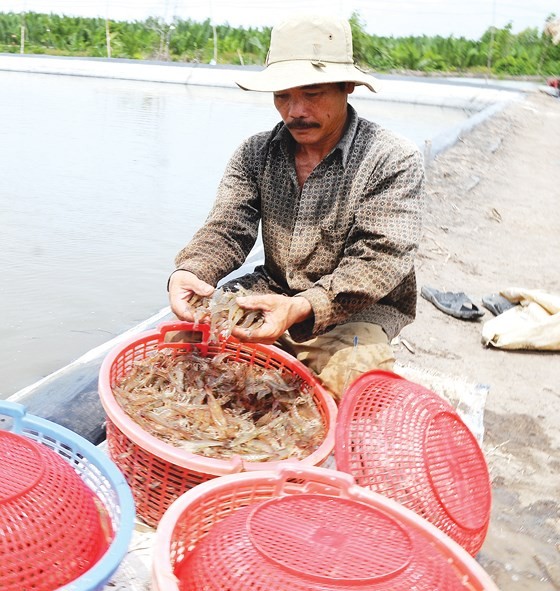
[424,410,492,532]
[0,400,135,591]
[151,464,499,591]
[98,322,338,475]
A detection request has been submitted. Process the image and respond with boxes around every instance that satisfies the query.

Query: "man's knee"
[317,339,396,400]
[276,322,396,399]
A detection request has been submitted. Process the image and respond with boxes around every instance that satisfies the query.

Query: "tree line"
[1,11,559,77]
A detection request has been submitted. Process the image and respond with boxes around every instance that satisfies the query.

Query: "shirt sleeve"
[290,140,425,341]
[174,138,263,286]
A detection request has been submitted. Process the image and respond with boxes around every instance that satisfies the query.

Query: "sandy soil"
[393,91,560,589]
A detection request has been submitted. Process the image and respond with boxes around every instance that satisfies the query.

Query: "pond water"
[0,70,472,397]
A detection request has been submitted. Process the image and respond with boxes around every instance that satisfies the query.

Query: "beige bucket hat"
[235,15,380,93]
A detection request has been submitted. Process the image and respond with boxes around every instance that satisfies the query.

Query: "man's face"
[273,82,355,148]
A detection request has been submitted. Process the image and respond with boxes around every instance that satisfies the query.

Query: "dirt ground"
[393,91,560,589]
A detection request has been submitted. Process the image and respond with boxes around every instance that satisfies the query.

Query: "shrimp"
[187,284,265,340]
[114,349,325,462]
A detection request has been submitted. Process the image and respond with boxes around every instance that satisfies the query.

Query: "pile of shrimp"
[187,284,264,339]
[113,348,326,462]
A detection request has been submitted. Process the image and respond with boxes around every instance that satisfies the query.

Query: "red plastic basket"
[0,430,112,591]
[152,465,499,591]
[98,322,337,527]
[334,370,492,556]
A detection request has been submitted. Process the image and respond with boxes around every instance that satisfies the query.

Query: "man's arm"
[173,137,264,286]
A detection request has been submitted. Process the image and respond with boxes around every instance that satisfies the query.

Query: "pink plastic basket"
[334,370,492,556]
[152,465,499,591]
[98,322,337,526]
[0,400,135,591]
[0,431,111,591]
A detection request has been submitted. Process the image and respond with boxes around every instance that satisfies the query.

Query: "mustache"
[287,119,321,130]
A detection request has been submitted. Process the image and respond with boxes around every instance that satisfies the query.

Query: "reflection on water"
[0,71,470,397]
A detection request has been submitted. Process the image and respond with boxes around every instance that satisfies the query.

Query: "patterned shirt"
[175,105,425,342]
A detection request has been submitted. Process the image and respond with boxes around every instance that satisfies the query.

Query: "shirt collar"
[271,104,359,169]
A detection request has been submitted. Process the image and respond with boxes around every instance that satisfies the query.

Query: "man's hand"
[168,270,214,321]
[231,294,312,344]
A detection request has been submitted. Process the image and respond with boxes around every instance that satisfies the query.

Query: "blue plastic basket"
[0,400,135,591]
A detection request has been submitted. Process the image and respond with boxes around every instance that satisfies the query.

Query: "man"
[168,15,425,398]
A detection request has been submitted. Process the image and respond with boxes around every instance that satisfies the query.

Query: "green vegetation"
[1,10,559,77]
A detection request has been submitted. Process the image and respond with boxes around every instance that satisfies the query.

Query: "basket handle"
[273,464,356,498]
[156,321,211,354]
[0,400,26,433]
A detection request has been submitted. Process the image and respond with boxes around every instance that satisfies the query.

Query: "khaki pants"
[276,322,395,400]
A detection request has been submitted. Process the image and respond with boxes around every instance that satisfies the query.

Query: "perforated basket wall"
[0,401,135,591]
[152,466,500,591]
[334,370,492,556]
[98,322,337,527]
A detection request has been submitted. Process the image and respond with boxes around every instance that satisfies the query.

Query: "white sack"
[481,288,560,350]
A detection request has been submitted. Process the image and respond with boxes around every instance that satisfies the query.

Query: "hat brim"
[235,60,381,93]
